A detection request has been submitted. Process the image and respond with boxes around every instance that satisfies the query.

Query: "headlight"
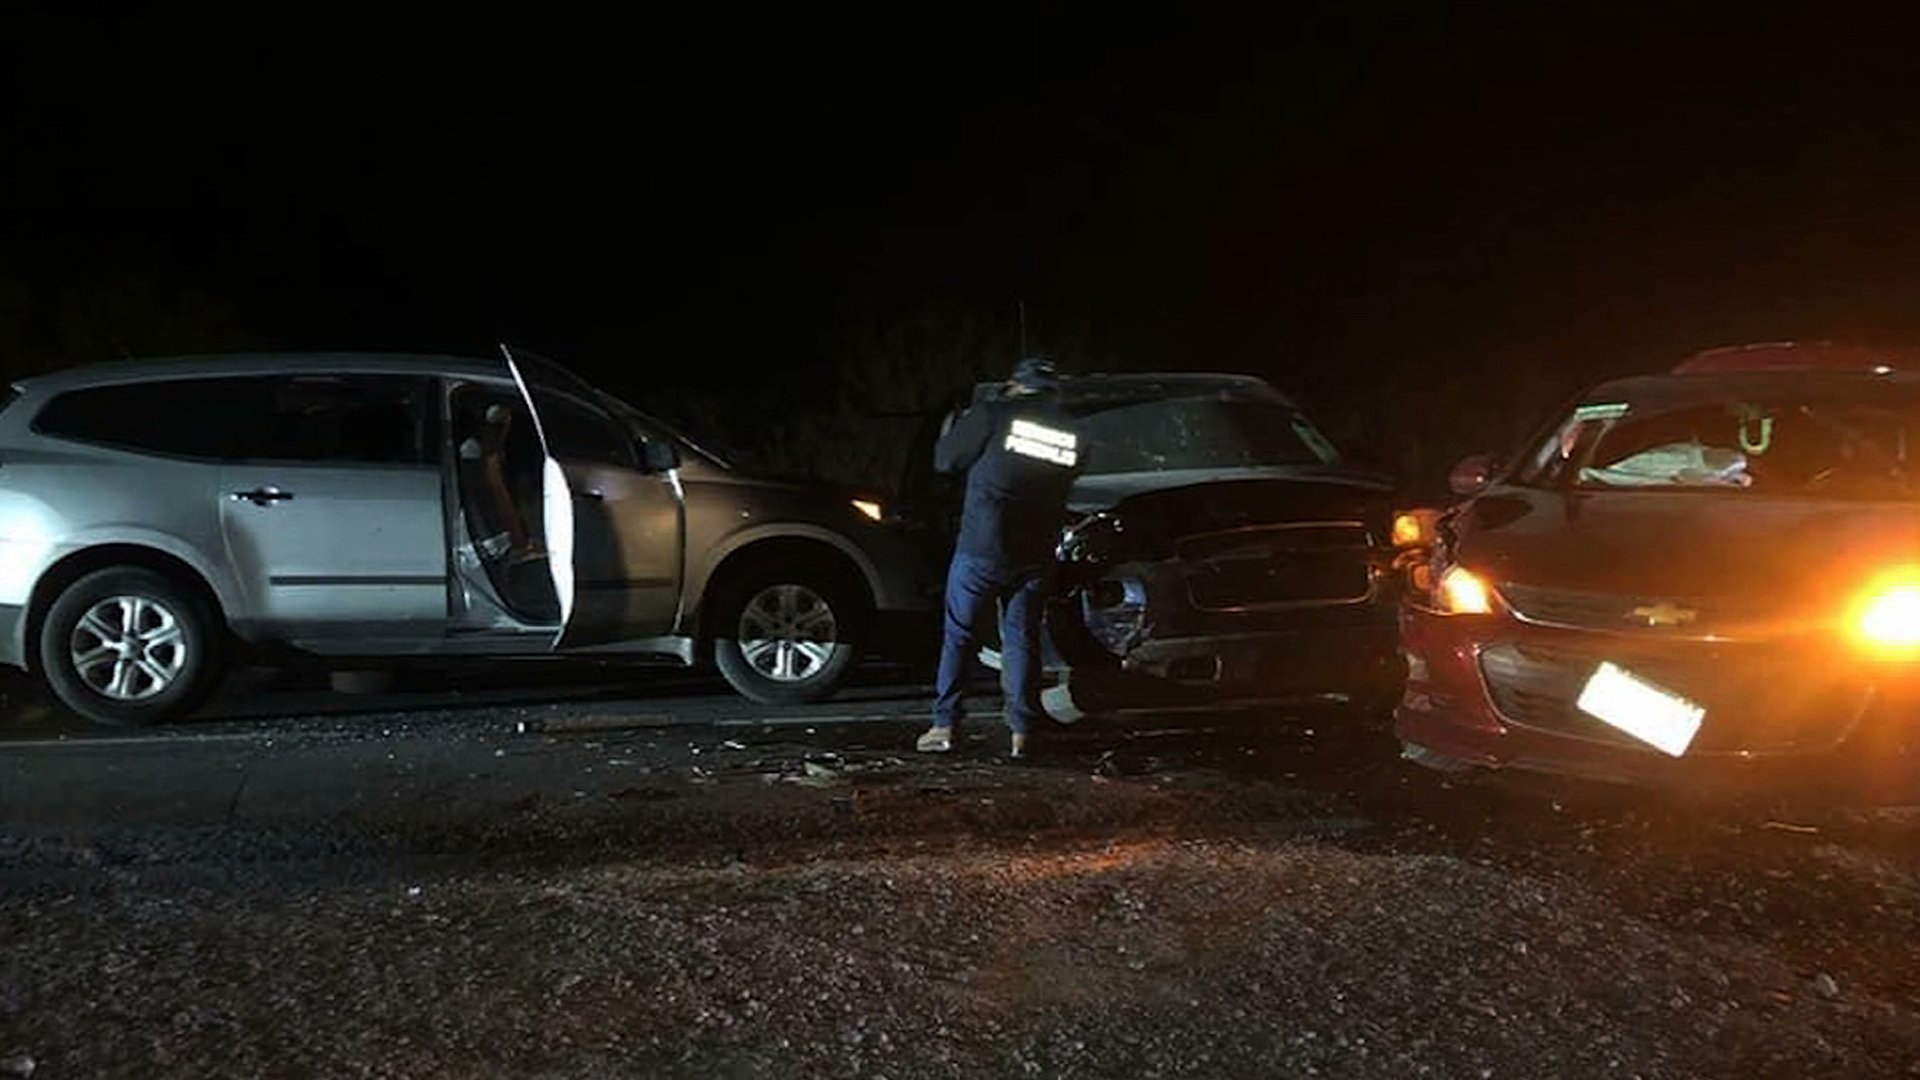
[1391,508,1439,548]
[851,498,884,522]
[1851,566,1920,657]
[1432,565,1494,615]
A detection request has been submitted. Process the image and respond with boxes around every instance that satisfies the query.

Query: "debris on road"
[521,713,677,735]
[1764,821,1822,835]
[0,1052,34,1078]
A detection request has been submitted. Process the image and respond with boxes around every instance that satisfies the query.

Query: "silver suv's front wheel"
[38,567,223,725]
[710,556,867,706]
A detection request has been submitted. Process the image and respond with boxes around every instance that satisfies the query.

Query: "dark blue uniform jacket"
[934,392,1085,571]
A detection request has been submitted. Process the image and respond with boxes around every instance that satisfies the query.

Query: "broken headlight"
[1056,511,1123,564]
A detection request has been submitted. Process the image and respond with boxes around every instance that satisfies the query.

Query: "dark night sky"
[7,9,1920,436]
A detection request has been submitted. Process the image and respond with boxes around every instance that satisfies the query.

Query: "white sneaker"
[916,726,954,753]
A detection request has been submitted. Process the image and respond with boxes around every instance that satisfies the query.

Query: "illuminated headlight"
[851,498,884,522]
[1852,567,1920,657]
[1432,565,1495,615]
[1391,508,1439,548]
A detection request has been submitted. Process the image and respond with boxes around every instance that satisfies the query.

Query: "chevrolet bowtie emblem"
[1629,601,1698,627]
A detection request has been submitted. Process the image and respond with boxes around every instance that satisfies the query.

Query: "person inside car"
[458,401,539,562]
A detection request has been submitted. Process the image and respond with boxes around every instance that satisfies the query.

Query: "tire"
[38,567,224,726]
[710,555,869,706]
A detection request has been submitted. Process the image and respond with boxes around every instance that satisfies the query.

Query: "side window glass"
[1518,411,1614,488]
[33,378,261,459]
[238,376,432,465]
[530,390,638,468]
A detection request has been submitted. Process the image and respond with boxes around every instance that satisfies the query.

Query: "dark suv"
[903,372,1411,720]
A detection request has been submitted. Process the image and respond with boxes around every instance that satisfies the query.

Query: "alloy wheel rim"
[69,595,189,701]
[737,584,838,682]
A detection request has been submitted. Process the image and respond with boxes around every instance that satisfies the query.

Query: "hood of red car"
[1457,486,1920,603]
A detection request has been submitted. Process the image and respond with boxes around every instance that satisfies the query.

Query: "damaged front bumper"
[1052,553,1405,710]
[1097,621,1404,708]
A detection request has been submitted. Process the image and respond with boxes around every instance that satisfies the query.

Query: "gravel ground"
[3,676,1920,1078]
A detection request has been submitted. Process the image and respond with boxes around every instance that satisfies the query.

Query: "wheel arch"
[694,533,876,645]
[22,544,230,675]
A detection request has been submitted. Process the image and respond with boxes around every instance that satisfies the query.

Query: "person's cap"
[1010,355,1060,390]
[484,403,511,424]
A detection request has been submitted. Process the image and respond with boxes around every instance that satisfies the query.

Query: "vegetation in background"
[0,277,1596,503]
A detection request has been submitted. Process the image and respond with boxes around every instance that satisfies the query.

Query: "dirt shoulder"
[3,712,1919,1078]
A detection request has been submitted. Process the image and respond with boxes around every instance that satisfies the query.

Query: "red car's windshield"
[1519,375,1920,499]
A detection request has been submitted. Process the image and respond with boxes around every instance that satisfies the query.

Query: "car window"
[233,375,435,466]
[598,394,729,469]
[530,390,638,468]
[33,377,264,459]
[35,375,436,464]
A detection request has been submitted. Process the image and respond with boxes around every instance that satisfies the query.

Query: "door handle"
[574,489,605,501]
[231,487,295,507]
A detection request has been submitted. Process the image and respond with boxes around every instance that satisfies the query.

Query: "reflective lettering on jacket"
[1003,418,1079,467]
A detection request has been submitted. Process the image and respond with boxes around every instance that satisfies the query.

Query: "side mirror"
[1448,453,1496,497]
[640,438,681,472]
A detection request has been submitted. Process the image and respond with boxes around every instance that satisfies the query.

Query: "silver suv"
[0,348,933,724]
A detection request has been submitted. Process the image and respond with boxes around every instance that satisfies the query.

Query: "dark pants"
[933,553,1046,735]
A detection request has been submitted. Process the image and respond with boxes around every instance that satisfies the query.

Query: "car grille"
[1498,583,1779,636]
[1178,523,1376,610]
[1478,640,1869,754]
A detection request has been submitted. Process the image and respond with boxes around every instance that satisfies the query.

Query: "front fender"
[689,523,888,624]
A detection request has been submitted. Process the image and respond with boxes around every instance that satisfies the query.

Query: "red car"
[1395,342,1920,786]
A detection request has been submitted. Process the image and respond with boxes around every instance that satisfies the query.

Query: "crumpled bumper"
[1057,553,1405,707]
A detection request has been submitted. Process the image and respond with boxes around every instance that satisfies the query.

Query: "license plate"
[1575,661,1705,757]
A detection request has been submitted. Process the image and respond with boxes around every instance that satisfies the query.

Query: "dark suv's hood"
[1459,486,1920,602]
[1089,469,1396,558]
[1070,465,1394,515]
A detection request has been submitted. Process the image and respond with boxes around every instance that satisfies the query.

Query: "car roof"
[973,371,1296,406]
[9,351,511,395]
[1672,341,1920,375]
[1585,367,1920,408]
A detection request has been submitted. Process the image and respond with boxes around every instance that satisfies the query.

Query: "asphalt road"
[0,662,985,834]
[4,664,1920,1077]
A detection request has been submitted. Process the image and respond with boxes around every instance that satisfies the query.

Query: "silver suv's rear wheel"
[711,556,867,706]
[38,567,223,725]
